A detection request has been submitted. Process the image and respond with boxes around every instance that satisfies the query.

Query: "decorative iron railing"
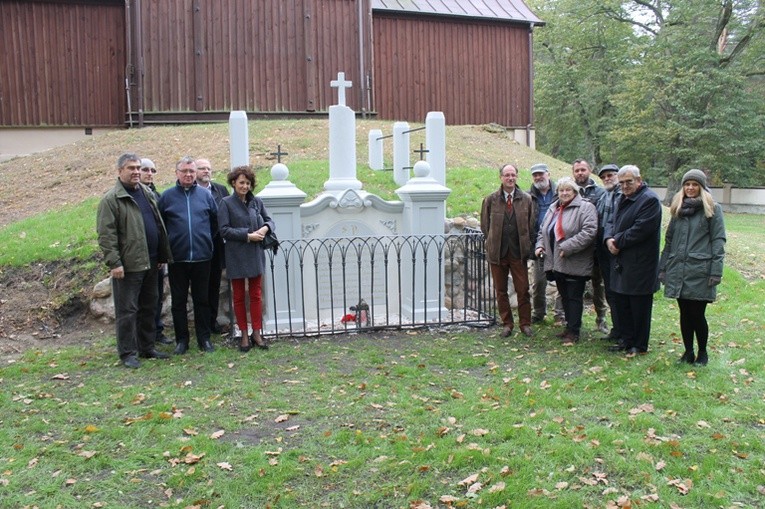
[261,228,495,338]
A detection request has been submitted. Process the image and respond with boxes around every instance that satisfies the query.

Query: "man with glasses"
[528,163,564,325]
[97,153,172,368]
[159,157,219,354]
[139,158,173,345]
[195,158,230,335]
[604,165,662,355]
[595,164,622,344]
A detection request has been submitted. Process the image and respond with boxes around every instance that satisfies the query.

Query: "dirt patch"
[0,258,107,357]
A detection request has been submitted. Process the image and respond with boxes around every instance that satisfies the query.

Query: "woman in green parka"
[658,169,726,366]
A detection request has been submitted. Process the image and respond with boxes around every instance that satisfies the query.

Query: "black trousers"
[614,292,654,352]
[112,267,158,359]
[154,266,166,338]
[168,261,212,347]
[554,273,586,336]
[597,246,622,338]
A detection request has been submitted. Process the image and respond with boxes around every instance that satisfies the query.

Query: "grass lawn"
[1,260,763,508]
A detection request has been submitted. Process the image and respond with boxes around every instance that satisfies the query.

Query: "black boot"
[694,350,708,366]
[678,350,695,364]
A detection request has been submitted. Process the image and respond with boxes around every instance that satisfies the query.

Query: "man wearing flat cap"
[596,164,622,343]
[528,163,564,325]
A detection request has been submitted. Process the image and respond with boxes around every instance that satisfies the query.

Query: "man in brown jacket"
[480,164,537,337]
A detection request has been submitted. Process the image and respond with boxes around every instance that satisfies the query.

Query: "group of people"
[481,160,725,365]
[97,154,274,368]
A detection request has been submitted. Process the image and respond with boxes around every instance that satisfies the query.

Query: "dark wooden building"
[1,0,542,131]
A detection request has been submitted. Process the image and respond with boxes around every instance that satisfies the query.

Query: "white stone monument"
[229,111,249,168]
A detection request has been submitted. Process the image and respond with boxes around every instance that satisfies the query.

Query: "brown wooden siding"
[134,0,372,118]
[372,13,531,127]
[0,0,125,126]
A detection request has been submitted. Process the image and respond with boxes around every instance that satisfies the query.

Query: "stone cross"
[330,71,352,107]
[270,144,288,163]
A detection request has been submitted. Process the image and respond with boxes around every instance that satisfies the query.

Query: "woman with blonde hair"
[659,169,726,366]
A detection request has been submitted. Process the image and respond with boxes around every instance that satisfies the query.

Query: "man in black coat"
[195,158,230,334]
[604,165,662,355]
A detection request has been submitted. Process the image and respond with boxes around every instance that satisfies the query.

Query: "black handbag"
[261,230,279,253]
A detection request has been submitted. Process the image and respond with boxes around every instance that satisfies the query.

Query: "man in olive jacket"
[480,164,537,338]
[97,153,172,368]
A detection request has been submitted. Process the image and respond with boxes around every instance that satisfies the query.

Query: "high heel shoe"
[239,341,252,353]
[250,330,269,350]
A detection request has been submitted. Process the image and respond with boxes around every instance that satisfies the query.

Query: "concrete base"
[0,127,117,162]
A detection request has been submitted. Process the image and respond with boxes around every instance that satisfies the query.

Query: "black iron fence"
[261,228,495,338]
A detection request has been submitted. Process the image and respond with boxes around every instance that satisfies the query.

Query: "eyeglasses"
[141,168,157,174]
[196,166,211,171]
[177,169,196,174]
[618,179,636,186]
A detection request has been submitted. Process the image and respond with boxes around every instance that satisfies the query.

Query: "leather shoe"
[173,343,189,355]
[531,316,545,324]
[521,326,533,337]
[561,331,580,345]
[156,334,173,345]
[608,342,627,352]
[555,329,569,338]
[694,351,708,366]
[678,351,695,364]
[122,355,141,369]
[500,325,514,338]
[139,349,170,360]
[250,331,269,350]
[200,341,215,353]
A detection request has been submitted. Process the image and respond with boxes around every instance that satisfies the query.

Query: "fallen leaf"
[458,473,479,486]
[439,495,459,503]
[216,462,233,471]
[286,425,300,431]
[210,430,225,439]
[51,373,70,380]
[488,481,506,493]
[466,482,482,494]
[655,460,666,471]
[65,478,77,486]
[555,481,569,490]
[78,451,96,459]
[470,429,489,436]
[275,414,289,423]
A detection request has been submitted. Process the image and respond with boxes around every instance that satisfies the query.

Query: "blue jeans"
[112,267,158,359]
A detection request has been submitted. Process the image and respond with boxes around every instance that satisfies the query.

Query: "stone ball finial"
[271,163,289,181]
[413,160,430,178]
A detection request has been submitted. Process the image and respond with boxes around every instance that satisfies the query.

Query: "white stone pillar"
[258,163,308,333]
[229,111,249,169]
[425,111,446,186]
[395,160,452,322]
[392,121,410,186]
[324,103,362,193]
[368,129,384,170]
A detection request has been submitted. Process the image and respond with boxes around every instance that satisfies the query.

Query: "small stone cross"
[270,144,288,163]
[413,143,429,161]
[330,71,352,107]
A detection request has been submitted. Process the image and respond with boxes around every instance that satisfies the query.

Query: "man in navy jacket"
[159,156,219,354]
[604,165,662,355]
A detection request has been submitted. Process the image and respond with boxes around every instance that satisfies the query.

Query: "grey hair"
[618,165,641,178]
[556,176,580,193]
[117,153,140,169]
[175,156,196,170]
[499,163,517,175]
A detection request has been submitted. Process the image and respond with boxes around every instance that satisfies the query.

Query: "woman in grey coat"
[218,166,276,352]
[659,169,726,366]
[535,177,598,343]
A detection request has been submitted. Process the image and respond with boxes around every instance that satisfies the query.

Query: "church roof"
[371,0,544,25]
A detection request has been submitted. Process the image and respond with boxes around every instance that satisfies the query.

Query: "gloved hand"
[658,271,665,284]
[708,276,722,287]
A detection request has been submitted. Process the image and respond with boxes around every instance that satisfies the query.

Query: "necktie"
[506,193,513,215]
